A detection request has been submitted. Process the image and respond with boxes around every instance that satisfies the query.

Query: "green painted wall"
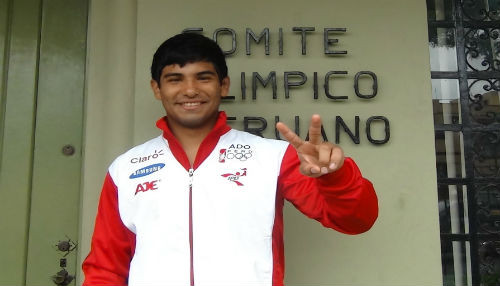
[24,0,88,285]
[0,0,42,283]
[0,0,9,156]
[0,0,87,285]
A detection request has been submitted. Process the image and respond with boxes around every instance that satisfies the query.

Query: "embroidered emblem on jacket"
[130,149,164,164]
[221,168,247,186]
[130,163,165,179]
[218,144,253,163]
[135,180,159,195]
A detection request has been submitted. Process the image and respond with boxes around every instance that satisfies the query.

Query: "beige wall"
[79,0,442,285]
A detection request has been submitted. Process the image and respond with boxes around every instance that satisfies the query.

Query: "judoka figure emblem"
[221,168,247,186]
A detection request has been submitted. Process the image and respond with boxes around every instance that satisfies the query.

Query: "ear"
[220,76,230,98]
[151,79,161,100]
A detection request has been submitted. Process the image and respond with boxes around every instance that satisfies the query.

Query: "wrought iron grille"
[427,0,500,285]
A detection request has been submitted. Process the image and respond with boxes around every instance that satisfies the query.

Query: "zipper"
[188,168,194,286]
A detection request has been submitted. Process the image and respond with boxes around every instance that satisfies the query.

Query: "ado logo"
[219,144,252,163]
[135,180,158,195]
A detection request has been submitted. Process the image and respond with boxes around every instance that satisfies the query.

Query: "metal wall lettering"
[239,72,246,100]
[324,71,348,100]
[365,116,390,145]
[252,71,277,99]
[336,116,360,144]
[213,28,237,55]
[284,71,307,99]
[246,28,270,55]
[354,71,378,99]
[323,28,347,55]
[236,70,379,100]
[292,27,315,55]
[243,116,267,137]
[229,115,388,144]
[184,26,348,56]
[279,28,284,55]
[187,26,388,145]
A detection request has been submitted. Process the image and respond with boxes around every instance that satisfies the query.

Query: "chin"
[179,116,213,129]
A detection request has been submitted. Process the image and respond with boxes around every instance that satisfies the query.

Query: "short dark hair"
[151,33,228,84]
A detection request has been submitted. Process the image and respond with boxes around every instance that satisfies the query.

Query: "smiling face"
[151,61,230,133]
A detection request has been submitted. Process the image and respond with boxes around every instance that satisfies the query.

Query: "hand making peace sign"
[276,114,345,178]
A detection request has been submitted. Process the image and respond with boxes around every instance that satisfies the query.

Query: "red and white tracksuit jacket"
[82,112,378,286]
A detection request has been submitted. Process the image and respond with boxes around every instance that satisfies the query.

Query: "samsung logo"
[130,163,165,179]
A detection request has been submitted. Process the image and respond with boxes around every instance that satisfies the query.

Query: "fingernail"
[311,168,319,174]
[329,163,336,170]
[321,167,328,174]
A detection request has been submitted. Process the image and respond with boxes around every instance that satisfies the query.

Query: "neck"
[167,118,217,166]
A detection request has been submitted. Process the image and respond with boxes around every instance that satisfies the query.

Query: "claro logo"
[130,149,164,164]
[129,163,165,179]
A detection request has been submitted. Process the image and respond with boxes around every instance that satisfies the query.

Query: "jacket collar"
[156,111,231,170]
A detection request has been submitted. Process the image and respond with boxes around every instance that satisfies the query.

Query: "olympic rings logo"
[219,146,253,162]
[225,149,252,160]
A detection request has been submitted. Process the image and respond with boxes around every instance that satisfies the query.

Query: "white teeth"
[183,102,200,107]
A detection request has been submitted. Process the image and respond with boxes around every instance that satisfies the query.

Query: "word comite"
[183,27,347,56]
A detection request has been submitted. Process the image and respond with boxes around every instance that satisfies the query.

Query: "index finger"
[308,114,323,145]
[276,121,304,149]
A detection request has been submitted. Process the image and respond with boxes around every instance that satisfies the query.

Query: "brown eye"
[167,77,181,83]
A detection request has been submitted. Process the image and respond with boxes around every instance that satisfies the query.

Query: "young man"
[82,33,378,286]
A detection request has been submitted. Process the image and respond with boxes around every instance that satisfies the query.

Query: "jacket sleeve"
[277,145,378,234]
[82,173,136,285]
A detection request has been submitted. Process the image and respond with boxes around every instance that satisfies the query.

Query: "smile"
[179,101,205,109]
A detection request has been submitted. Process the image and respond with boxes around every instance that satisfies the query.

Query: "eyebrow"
[162,70,217,79]
[162,72,183,79]
[196,71,217,77]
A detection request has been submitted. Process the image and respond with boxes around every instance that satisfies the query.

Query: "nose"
[184,80,199,97]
